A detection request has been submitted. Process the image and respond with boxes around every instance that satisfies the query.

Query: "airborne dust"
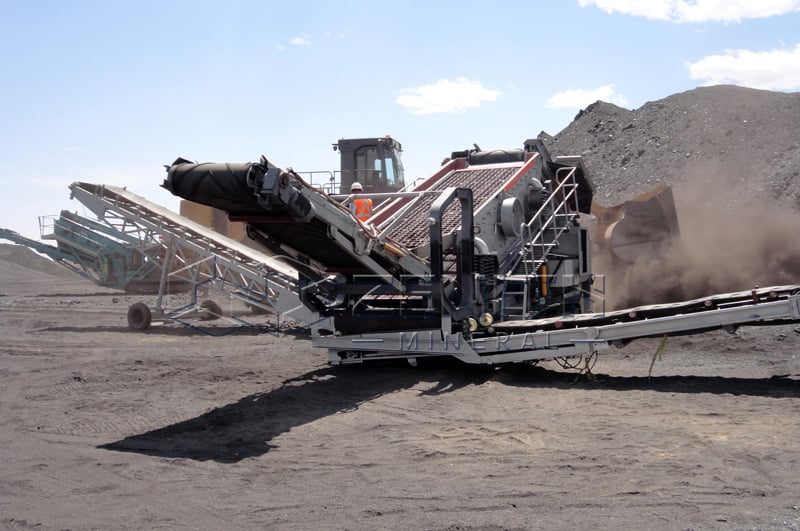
[595,171,800,310]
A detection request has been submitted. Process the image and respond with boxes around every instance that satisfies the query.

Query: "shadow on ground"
[99,360,799,463]
[497,363,800,398]
[40,324,288,337]
[100,361,496,463]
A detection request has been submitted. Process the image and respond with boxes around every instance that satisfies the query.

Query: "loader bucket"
[592,186,680,263]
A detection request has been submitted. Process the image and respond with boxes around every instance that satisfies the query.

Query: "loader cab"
[334,136,405,194]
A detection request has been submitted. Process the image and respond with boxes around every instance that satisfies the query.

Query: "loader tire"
[127,302,152,331]
[199,300,223,321]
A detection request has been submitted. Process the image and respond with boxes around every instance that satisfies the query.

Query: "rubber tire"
[199,300,223,321]
[127,302,152,331]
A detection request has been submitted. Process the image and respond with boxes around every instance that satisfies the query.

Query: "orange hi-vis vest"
[353,198,373,221]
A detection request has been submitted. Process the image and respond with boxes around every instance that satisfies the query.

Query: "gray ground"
[2,251,800,531]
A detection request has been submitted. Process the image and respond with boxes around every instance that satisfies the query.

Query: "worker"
[350,182,373,221]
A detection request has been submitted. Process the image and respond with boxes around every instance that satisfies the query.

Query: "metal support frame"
[316,288,800,365]
[67,182,318,329]
[429,187,476,322]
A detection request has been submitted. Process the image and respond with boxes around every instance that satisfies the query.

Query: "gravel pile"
[0,243,74,278]
[543,85,800,209]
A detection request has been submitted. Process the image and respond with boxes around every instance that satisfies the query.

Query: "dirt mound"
[544,84,800,208]
[0,243,94,296]
[0,243,76,278]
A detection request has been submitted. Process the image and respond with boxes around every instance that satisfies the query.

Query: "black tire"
[127,302,152,331]
[199,300,223,321]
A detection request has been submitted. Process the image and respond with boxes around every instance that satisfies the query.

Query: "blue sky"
[1,0,799,240]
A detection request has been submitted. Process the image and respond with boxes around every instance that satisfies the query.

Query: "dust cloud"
[595,174,800,310]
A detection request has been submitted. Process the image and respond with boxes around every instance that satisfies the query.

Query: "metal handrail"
[503,167,581,276]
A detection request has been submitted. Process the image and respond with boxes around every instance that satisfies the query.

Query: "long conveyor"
[68,182,318,328]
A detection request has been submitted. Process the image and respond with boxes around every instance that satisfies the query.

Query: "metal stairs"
[500,167,582,319]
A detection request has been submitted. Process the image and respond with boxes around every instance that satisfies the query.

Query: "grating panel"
[385,165,520,249]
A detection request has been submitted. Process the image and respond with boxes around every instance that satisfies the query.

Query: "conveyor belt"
[71,182,298,281]
[315,284,800,365]
[163,160,399,275]
[243,216,370,272]
[491,285,800,334]
[68,182,319,325]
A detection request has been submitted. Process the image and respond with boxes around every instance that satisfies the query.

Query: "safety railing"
[505,167,581,276]
[499,167,581,319]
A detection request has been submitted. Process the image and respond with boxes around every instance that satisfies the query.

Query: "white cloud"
[578,0,800,22]
[275,35,311,52]
[396,78,501,114]
[290,35,311,46]
[688,44,800,90]
[578,0,674,20]
[546,85,630,109]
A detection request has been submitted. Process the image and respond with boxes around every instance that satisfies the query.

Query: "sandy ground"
[2,266,800,531]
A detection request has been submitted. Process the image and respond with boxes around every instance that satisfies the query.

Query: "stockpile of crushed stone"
[542,85,800,209]
[0,243,75,278]
[0,243,104,297]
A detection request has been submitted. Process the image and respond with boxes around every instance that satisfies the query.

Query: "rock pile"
[0,243,73,278]
[544,85,800,209]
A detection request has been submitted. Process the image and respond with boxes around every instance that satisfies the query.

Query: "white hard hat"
[350,182,363,192]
